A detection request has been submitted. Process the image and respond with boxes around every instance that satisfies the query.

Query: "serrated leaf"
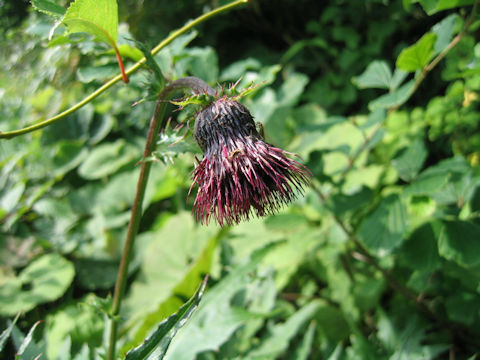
[31,0,66,17]
[358,194,409,254]
[17,321,42,356]
[0,313,20,352]
[63,0,118,46]
[396,33,437,72]
[125,277,208,360]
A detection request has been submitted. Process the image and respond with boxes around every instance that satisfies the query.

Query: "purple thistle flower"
[189,97,312,226]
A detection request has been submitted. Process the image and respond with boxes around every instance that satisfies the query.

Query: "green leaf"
[0,313,20,352]
[358,194,409,253]
[352,60,393,90]
[78,140,140,180]
[432,14,458,54]
[417,0,475,14]
[63,0,118,46]
[401,222,441,273]
[368,80,414,111]
[392,139,427,182]
[245,301,321,359]
[0,254,75,316]
[45,294,104,359]
[31,0,66,18]
[292,321,316,360]
[445,291,480,325]
[163,243,278,360]
[125,277,208,360]
[16,321,42,357]
[396,33,437,72]
[437,220,480,268]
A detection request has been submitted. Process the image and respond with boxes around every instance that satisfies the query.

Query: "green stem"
[106,77,214,360]
[0,0,248,140]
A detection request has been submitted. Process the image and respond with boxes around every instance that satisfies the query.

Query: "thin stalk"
[106,77,214,360]
[0,0,248,140]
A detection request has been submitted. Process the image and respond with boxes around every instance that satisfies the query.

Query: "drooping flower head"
[189,97,311,226]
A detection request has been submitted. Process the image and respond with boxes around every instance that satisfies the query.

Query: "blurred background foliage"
[1,0,480,359]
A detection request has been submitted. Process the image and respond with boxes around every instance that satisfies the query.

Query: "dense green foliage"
[1,0,480,359]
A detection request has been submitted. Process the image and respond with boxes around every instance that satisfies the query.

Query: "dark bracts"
[190,98,311,226]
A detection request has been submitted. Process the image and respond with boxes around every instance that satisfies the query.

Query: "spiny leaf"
[16,321,42,357]
[124,277,208,360]
[0,313,21,352]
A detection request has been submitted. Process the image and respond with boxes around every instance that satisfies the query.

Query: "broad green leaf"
[376,311,448,359]
[245,301,321,359]
[396,33,437,72]
[358,194,409,253]
[417,0,475,14]
[368,80,414,111]
[0,254,75,316]
[352,60,392,89]
[31,0,66,18]
[220,58,261,81]
[401,222,441,273]
[123,213,217,321]
[392,139,427,181]
[432,14,458,54]
[445,291,480,325]
[45,294,104,359]
[437,220,480,267]
[125,277,208,360]
[78,139,140,180]
[182,47,219,83]
[63,0,118,46]
[163,243,278,360]
[124,229,221,351]
[0,313,20,352]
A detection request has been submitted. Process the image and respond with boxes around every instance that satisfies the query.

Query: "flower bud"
[189,97,311,226]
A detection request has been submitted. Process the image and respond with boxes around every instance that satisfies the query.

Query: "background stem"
[106,77,214,360]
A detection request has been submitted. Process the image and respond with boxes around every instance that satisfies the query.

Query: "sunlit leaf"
[125,277,208,360]
[63,0,118,46]
[396,33,437,72]
[0,254,75,316]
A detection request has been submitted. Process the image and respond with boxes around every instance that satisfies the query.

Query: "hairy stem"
[0,0,247,140]
[106,77,214,360]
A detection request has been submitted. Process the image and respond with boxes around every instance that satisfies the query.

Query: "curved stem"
[106,77,213,360]
[0,0,248,140]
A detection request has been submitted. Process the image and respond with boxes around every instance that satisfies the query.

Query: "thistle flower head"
[189,97,311,226]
